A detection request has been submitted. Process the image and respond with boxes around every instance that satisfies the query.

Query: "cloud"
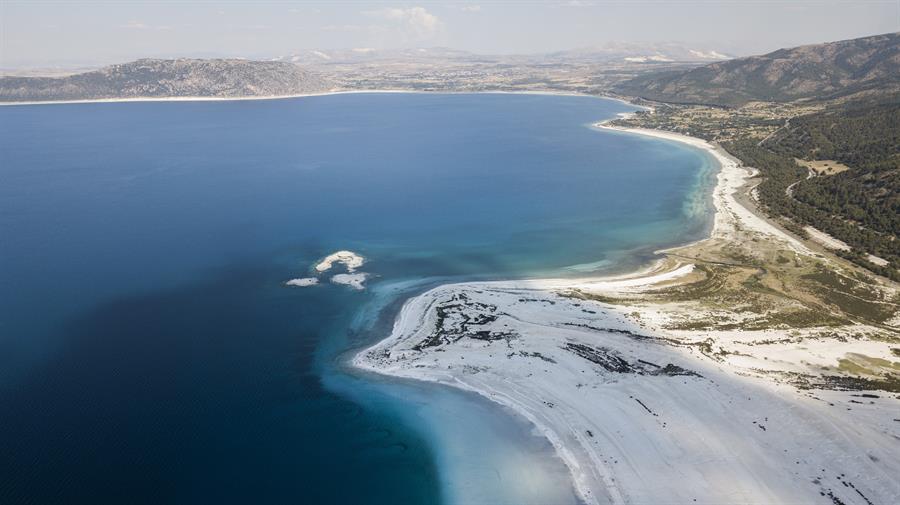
[120,21,150,30]
[120,21,172,30]
[367,6,441,39]
[322,24,366,32]
[321,24,389,37]
[461,5,482,12]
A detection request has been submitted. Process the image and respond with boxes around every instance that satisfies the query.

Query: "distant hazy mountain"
[0,58,333,102]
[273,47,483,65]
[614,32,900,107]
[274,43,730,66]
[548,42,730,64]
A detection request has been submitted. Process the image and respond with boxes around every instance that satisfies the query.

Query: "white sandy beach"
[354,122,900,505]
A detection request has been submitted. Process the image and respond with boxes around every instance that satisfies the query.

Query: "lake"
[0,93,715,504]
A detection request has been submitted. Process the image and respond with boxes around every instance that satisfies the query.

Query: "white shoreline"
[597,122,812,255]
[0,87,628,107]
[0,88,421,107]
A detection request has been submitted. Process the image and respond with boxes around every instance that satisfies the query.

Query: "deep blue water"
[0,93,714,504]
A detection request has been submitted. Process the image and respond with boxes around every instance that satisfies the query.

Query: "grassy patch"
[838,353,900,376]
[802,266,897,323]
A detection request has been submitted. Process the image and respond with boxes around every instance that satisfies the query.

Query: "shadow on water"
[0,263,441,505]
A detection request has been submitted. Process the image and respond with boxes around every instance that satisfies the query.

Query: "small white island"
[314,250,365,273]
[286,250,370,290]
[285,277,319,287]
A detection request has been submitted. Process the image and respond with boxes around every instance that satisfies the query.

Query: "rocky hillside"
[615,32,900,107]
[0,59,333,102]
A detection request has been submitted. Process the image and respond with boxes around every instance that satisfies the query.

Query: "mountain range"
[0,59,333,102]
[614,32,900,107]
[274,42,731,66]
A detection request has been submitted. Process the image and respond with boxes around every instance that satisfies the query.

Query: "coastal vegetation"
[613,33,900,280]
[768,101,899,237]
[619,102,900,280]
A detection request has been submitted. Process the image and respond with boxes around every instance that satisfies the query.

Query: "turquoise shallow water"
[0,93,715,504]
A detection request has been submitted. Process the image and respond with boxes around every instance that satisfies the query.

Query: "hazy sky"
[2,1,898,67]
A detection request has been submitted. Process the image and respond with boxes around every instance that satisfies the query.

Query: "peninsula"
[355,121,900,505]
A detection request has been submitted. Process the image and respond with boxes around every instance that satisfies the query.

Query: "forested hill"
[612,33,900,279]
[614,32,900,107]
[0,59,333,102]
[734,100,900,277]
